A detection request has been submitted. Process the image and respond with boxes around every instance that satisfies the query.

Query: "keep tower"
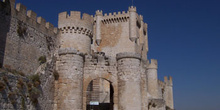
[58,11,93,54]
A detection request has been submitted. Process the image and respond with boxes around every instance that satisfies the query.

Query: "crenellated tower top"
[95,10,103,16]
[58,11,93,34]
[128,6,137,12]
[58,11,93,54]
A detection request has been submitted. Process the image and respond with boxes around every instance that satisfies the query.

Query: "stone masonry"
[0,0,174,110]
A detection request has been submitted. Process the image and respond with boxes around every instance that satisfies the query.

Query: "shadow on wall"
[0,0,11,67]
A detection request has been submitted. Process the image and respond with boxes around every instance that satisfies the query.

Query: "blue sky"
[15,0,220,109]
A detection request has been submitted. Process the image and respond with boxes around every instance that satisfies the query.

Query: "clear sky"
[15,0,220,110]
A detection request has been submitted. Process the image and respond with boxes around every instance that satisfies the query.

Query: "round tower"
[147,59,160,99]
[117,52,142,110]
[57,11,93,110]
[57,48,84,110]
[58,11,93,54]
[164,76,174,109]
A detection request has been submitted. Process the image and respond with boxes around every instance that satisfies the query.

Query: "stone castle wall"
[1,0,59,75]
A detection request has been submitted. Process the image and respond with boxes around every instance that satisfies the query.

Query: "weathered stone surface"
[0,58,55,110]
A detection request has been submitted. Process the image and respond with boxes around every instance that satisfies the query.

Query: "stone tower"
[57,11,93,109]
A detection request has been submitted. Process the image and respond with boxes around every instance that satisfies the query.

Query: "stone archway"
[86,78,114,110]
[83,73,118,110]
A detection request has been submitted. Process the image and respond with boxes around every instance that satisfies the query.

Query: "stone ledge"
[116,52,141,60]
[58,48,84,56]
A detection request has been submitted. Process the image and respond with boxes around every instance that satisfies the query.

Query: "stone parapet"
[58,11,93,36]
[147,59,158,69]
[95,10,103,16]
[13,3,58,36]
[128,6,137,12]
[164,76,173,86]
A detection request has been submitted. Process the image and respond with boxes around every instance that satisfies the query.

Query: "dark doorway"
[86,78,114,110]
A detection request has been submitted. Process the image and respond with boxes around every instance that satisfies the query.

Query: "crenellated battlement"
[58,11,93,33]
[12,3,58,35]
[147,59,158,69]
[103,11,129,18]
[164,76,173,86]
[96,10,103,16]
[129,6,137,12]
[94,10,129,24]
[59,11,93,23]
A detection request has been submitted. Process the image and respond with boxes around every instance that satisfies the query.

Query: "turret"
[144,23,149,52]
[95,10,102,46]
[164,76,174,109]
[147,59,160,98]
[129,6,137,42]
[58,11,93,54]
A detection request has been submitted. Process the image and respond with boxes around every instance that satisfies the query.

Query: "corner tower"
[58,11,93,54]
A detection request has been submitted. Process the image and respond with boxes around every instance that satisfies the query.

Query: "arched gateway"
[83,54,119,110]
[85,78,114,110]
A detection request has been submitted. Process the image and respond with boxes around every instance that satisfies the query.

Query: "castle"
[0,0,174,110]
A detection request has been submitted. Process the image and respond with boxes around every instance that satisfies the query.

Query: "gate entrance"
[86,78,114,110]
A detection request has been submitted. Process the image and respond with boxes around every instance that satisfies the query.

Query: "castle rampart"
[1,0,59,74]
[14,3,58,36]
[58,11,93,31]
